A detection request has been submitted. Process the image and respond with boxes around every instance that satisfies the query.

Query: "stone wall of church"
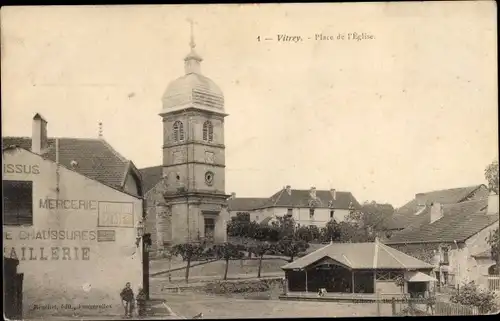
[144,182,168,253]
[188,114,225,144]
[170,202,190,244]
[190,164,225,193]
[160,160,225,194]
[162,114,225,146]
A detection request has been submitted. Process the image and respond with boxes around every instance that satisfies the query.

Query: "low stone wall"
[203,278,284,297]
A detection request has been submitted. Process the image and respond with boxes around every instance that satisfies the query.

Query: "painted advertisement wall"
[2,148,143,317]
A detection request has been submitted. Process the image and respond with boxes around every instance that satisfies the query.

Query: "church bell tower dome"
[161,24,224,113]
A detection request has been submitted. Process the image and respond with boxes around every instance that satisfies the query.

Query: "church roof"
[139,165,163,195]
[2,136,141,195]
[162,73,224,110]
[161,26,224,112]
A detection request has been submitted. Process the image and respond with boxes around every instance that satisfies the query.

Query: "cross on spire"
[184,18,202,74]
[187,18,196,50]
[98,122,103,138]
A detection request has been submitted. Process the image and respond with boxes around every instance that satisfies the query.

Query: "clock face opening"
[205,171,214,186]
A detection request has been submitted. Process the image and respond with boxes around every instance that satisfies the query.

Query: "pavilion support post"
[373,270,377,294]
[352,270,355,294]
[305,269,308,293]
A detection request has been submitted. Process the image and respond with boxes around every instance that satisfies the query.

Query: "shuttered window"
[3,180,33,226]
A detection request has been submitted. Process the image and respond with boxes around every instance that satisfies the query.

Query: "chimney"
[330,189,337,200]
[487,191,499,215]
[310,187,317,199]
[430,202,443,224]
[32,113,48,154]
[415,193,426,206]
[231,192,236,199]
[286,185,292,195]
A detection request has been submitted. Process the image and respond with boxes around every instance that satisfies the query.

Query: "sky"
[1,2,498,207]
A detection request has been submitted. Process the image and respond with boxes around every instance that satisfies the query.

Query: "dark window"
[330,210,334,218]
[236,212,250,222]
[287,208,293,216]
[204,217,215,239]
[173,121,184,142]
[309,208,315,218]
[441,247,449,264]
[3,180,33,226]
[203,121,214,142]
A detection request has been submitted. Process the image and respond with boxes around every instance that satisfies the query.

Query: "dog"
[317,288,327,297]
[192,312,203,319]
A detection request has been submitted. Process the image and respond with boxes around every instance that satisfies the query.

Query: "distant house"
[227,194,270,222]
[383,185,489,233]
[228,186,361,228]
[384,192,499,291]
[281,239,435,298]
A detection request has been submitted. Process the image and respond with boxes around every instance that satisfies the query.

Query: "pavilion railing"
[434,300,480,316]
[487,275,500,292]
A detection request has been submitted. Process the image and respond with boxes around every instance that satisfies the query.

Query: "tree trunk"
[258,255,263,278]
[185,258,191,284]
[224,258,229,280]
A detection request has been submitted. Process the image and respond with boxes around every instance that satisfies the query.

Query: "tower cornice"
[159,105,228,118]
[162,140,225,149]
[162,162,225,169]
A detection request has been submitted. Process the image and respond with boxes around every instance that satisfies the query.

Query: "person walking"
[120,282,135,318]
[136,287,147,317]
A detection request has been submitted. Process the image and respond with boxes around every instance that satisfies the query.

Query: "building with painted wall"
[384,192,499,291]
[228,186,361,228]
[2,114,145,317]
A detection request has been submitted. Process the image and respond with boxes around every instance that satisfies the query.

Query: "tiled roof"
[228,197,270,211]
[224,188,361,211]
[264,188,361,210]
[385,198,498,244]
[2,136,133,192]
[139,165,163,194]
[281,241,433,270]
[384,185,488,230]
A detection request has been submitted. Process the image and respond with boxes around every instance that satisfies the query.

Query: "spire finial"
[188,18,195,50]
[184,18,202,74]
[98,122,103,138]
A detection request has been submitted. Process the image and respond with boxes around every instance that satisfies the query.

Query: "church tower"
[157,22,230,245]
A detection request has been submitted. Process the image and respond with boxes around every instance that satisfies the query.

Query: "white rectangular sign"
[98,202,134,228]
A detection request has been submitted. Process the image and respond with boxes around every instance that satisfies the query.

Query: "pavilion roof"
[281,240,433,271]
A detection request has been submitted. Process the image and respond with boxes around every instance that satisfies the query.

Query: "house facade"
[2,115,145,317]
[384,192,499,291]
[228,186,361,228]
